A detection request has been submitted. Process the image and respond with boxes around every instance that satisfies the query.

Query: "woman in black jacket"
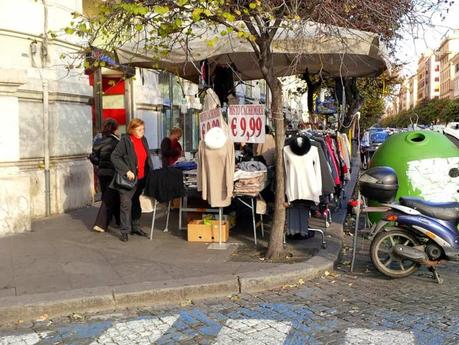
[111,118,154,242]
[91,118,121,232]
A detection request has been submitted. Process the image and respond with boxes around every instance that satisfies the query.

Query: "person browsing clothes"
[111,118,153,242]
[91,118,120,233]
[160,127,183,167]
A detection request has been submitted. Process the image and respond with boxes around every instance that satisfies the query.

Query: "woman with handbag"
[91,118,121,232]
[111,118,154,242]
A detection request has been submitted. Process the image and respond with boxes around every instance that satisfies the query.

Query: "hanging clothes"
[286,200,317,237]
[197,127,235,207]
[213,65,234,105]
[332,135,347,182]
[313,136,338,187]
[284,141,322,203]
[337,133,351,181]
[202,88,221,111]
[325,135,341,186]
[311,141,335,195]
[144,167,185,203]
[254,133,276,166]
[287,204,309,236]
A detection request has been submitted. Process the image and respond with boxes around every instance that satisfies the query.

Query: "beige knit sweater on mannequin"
[197,138,235,207]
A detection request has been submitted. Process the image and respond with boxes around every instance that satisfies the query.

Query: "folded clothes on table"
[233,169,265,181]
[237,161,267,172]
[234,173,267,196]
[174,161,198,170]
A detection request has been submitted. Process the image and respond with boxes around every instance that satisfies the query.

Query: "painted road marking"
[214,319,292,344]
[0,332,49,345]
[345,328,416,345]
[0,321,419,345]
[89,315,179,344]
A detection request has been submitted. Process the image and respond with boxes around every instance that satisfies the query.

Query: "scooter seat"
[399,197,459,222]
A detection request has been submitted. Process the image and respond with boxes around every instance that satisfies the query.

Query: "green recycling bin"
[367,130,459,221]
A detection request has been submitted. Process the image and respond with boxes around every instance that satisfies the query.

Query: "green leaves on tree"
[64,27,75,35]
[154,5,170,15]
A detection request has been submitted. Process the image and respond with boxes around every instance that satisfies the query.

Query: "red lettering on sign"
[231,117,237,137]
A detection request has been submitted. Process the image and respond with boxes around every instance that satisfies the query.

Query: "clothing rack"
[234,196,264,246]
[149,200,172,240]
[178,192,220,230]
[284,205,328,249]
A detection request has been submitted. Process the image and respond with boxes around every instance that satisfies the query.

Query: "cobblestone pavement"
[2,231,459,345]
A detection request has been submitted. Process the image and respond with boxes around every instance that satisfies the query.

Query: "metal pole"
[43,80,50,216]
[179,197,183,230]
[42,0,51,216]
[150,199,157,240]
[164,200,171,232]
[351,190,361,272]
[251,198,257,246]
[93,68,103,133]
[219,207,222,246]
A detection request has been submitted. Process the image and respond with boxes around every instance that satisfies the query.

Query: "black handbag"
[88,152,99,165]
[112,172,137,190]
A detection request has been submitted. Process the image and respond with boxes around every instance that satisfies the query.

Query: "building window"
[435,77,440,82]
[456,64,459,73]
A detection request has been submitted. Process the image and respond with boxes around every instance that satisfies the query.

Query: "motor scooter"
[360,167,459,284]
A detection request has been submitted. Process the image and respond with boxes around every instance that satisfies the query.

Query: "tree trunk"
[266,79,286,259]
[302,70,321,124]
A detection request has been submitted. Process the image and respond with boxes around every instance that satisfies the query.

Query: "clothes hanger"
[197,85,209,98]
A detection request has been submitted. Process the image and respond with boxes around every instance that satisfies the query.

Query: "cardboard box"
[187,220,229,242]
[202,212,236,229]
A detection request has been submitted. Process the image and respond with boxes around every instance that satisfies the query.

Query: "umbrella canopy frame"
[114,21,390,83]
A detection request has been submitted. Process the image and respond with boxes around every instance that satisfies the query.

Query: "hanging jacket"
[311,141,335,195]
[325,135,341,186]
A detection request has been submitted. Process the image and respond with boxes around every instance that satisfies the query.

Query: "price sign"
[228,105,265,143]
[199,108,222,139]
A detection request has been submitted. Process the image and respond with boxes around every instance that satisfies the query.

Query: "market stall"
[140,86,356,249]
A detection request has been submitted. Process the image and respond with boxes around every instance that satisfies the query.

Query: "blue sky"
[396,3,459,76]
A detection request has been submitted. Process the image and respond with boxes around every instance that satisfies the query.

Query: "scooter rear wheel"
[370,229,420,278]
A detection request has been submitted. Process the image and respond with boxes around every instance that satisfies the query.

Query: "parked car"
[444,122,459,148]
[361,128,389,169]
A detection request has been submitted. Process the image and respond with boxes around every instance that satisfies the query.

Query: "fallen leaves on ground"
[36,314,48,322]
[180,299,194,307]
[281,278,306,290]
[69,313,83,321]
[228,294,240,301]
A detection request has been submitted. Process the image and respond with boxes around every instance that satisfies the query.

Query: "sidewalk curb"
[0,227,343,325]
[0,157,358,324]
[239,236,341,293]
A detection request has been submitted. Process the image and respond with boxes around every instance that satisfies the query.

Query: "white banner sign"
[228,105,266,143]
[199,108,222,139]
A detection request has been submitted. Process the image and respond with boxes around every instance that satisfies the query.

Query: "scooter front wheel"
[370,229,420,278]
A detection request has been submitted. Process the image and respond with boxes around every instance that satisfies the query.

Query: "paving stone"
[2,234,459,344]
